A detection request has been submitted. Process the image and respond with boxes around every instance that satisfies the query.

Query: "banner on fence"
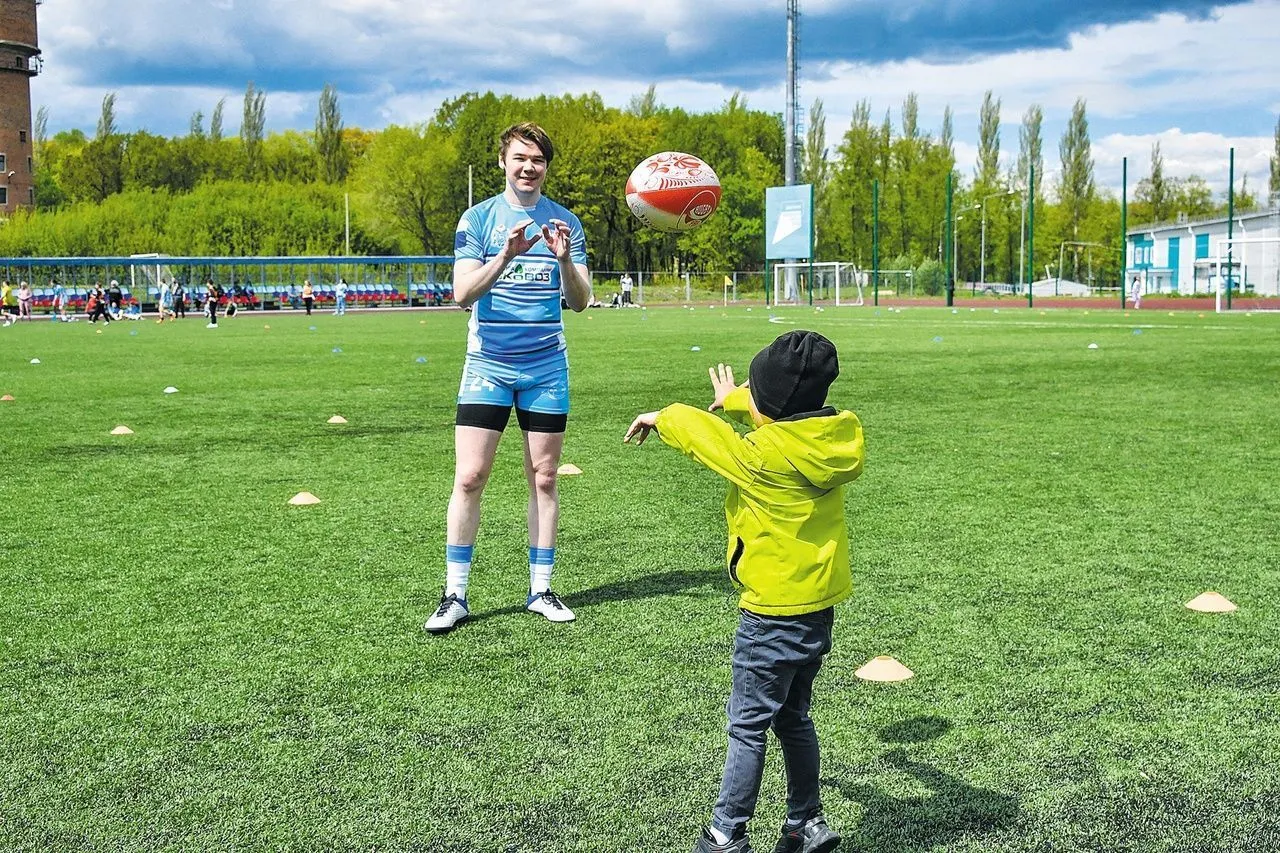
[765,185,813,260]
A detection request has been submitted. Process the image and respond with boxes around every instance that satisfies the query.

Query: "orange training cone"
[855,655,914,682]
[1185,591,1237,613]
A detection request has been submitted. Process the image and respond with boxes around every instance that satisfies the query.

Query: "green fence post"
[1121,157,1128,309]
[872,179,879,307]
[945,173,954,308]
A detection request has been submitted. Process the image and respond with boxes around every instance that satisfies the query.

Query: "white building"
[1126,207,1280,296]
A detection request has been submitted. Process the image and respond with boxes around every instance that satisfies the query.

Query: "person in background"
[620,271,634,306]
[0,280,16,325]
[50,278,68,322]
[106,279,124,320]
[205,279,220,328]
[334,277,348,315]
[173,280,187,319]
[15,281,33,321]
[87,282,111,325]
[302,279,315,315]
[157,278,174,322]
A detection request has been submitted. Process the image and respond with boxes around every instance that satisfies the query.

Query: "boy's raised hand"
[624,411,660,445]
[708,363,738,412]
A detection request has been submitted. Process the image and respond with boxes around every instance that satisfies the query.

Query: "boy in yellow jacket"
[625,330,864,853]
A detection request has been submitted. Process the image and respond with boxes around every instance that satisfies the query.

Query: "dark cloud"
[600,0,1250,89]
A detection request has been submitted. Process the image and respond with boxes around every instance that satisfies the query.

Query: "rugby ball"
[625,152,721,232]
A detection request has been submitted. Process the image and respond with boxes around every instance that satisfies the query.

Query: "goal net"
[129,253,176,302]
[1212,236,1280,313]
[770,262,864,306]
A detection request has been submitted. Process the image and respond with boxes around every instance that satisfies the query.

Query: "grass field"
[2,304,1279,852]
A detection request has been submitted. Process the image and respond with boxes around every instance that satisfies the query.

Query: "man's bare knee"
[530,464,558,497]
[455,468,491,495]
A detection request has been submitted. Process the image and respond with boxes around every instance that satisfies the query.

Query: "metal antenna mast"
[785,0,799,186]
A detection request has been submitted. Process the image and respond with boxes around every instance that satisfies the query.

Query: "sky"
[28,0,1280,196]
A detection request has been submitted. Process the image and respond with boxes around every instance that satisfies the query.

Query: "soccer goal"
[1212,236,1280,313]
[770,262,864,306]
[129,253,176,302]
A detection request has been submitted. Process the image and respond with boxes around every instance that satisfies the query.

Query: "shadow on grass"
[825,716,1020,851]
[464,568,725,625]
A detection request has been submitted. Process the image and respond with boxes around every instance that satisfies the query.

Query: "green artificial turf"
[1,304,1278,851]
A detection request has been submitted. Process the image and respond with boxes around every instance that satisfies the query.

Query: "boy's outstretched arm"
[625,404,759,489]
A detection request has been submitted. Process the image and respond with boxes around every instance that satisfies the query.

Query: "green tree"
[352,123,459,253]
[976,91,1001,187]
[96,93,118,139]
[1057,98,1095,247]
[1133,141,1173,223]
[34,105,48,161]
[315,83,348,184]
[801,98,829,253]
[1175,176,1215,218]
[940,106,954,160]
[627,85,659,119]
[264,131,317,184]
[123,131,197,193]
[1270,113,1279,204]
[241,83,266,179]
[826,100,877,263]
[1017,104,1043,199]
[210,98,226,142]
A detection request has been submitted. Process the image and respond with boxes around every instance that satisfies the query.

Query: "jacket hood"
[760,408,864,490]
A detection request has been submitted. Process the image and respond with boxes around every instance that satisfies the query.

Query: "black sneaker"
[771,814,840,853]
[693,826,753,853]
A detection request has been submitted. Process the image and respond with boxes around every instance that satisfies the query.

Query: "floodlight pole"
[872,179,880,306]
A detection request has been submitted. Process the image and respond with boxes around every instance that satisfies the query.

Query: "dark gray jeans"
[712,606,834,837]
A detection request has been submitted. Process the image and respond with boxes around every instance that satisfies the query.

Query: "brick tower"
[0,0,39,214]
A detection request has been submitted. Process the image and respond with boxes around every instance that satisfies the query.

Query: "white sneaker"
[206,322,217,328]
[425,592,470,633]
[526,590,575,623]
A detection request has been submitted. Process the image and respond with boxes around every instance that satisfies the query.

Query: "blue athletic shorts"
[456,352,570,415]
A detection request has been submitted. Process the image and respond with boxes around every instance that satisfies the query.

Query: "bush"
[914,259,947,296]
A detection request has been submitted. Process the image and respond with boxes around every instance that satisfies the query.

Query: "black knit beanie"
[748,330,839,420]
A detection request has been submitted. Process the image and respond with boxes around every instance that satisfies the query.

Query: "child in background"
[205,279,220,328]
[625,330,865,853]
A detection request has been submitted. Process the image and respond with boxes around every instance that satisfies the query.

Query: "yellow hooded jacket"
[654,385,865,616]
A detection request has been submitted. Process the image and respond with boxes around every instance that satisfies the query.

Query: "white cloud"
[1095,129,1273,192]
[24,0,1280,201]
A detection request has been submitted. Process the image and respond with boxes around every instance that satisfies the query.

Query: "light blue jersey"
[454,193,587,362]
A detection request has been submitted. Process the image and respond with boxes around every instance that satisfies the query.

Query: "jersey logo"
[503,261,554,283]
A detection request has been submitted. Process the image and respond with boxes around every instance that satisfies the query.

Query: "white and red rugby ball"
[625,151,721,232]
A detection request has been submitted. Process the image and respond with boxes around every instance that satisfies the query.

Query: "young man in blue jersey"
[426,122,592,634]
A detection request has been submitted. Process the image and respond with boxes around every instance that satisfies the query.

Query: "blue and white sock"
[445,544,473,601]
[529,547,555,596]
